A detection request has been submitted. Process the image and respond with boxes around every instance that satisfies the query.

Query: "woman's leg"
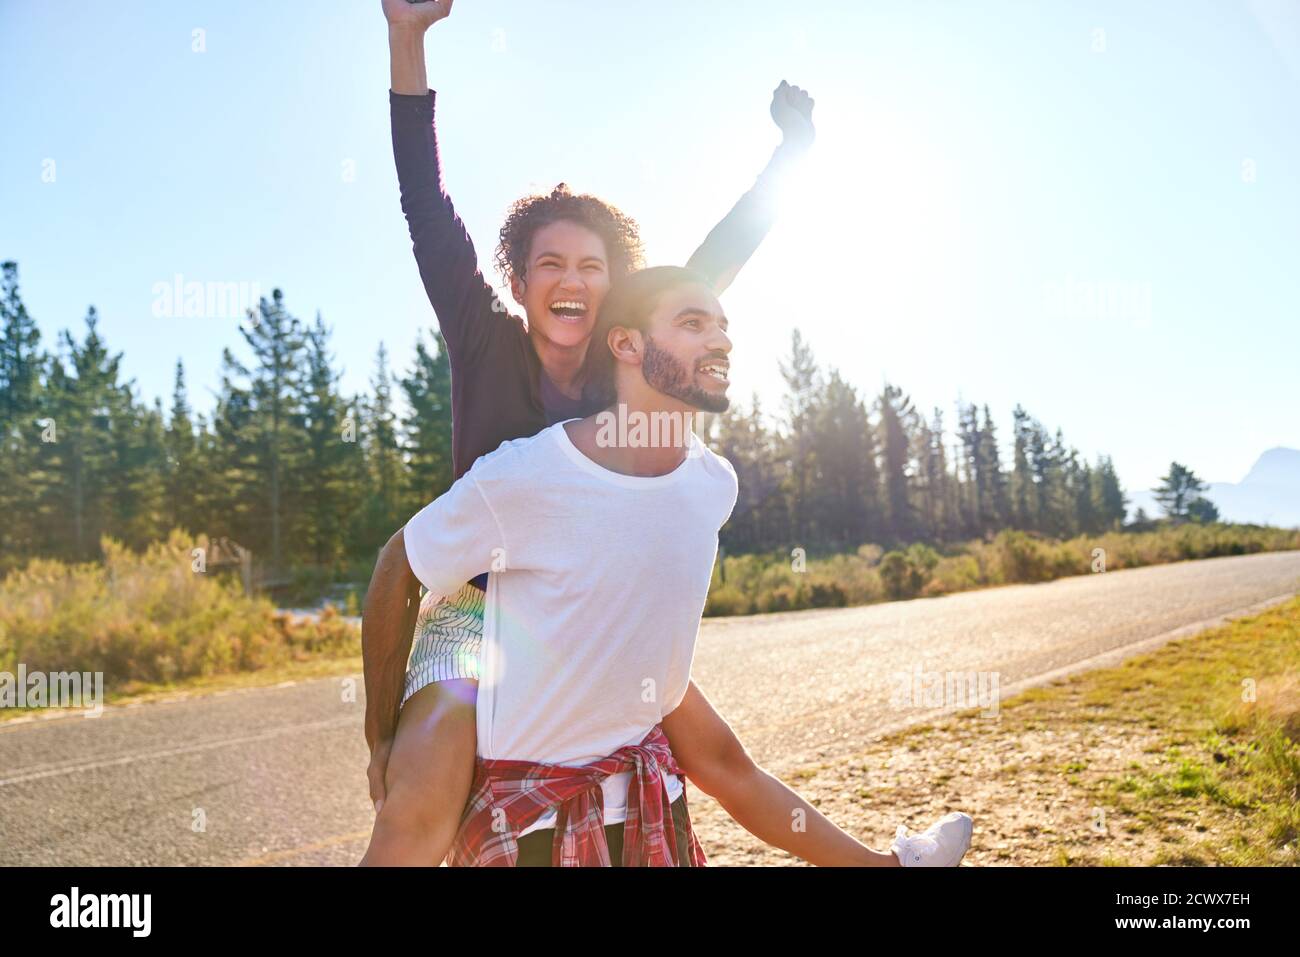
[361,585,484,866]
[361,678,478,865]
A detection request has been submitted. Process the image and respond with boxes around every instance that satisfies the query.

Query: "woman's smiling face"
[511,219,613,351]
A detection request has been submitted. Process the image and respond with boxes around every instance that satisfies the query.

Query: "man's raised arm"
[685,80,816,296]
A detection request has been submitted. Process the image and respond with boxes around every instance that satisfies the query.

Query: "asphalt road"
[2,550,1297,866]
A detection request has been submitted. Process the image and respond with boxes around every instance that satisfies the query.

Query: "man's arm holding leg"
[663,680,901,867]
[360,529,480,866]
[360,463,511,865]
[362,528,423,810]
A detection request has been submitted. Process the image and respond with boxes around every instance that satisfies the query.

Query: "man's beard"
[641,335,730,413]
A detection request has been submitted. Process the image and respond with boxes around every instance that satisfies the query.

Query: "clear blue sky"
[3,0,1297,494]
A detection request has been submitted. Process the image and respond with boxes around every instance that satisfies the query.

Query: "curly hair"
[493,183,645,285]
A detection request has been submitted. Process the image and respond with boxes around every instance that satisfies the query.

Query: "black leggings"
[513,794,695,866]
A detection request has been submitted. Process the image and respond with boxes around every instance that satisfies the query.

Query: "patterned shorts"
[401,580,485,708]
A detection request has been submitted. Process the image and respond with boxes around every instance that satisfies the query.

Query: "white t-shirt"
[403,419,738,836]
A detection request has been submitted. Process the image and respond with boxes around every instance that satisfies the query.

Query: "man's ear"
[510,275,527,309]
[607,327,642,366]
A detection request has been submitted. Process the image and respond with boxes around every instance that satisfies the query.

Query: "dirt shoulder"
[691,595,1300,866]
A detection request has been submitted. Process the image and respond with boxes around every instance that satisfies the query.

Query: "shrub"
[925,555,982,596]
[877,552,916,599]
[856,543,884,567]
[995,530,1052,583]
[0,531,360,689]
[808,582,848,608]
[700,523,1300,617]
[704,585,750,617]
[905,543,941,574]
[757,586,796,614]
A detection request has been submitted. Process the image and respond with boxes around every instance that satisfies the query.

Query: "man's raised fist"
[770,80,816,150]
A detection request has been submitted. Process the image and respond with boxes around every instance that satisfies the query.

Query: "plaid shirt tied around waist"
[448,724,707,867]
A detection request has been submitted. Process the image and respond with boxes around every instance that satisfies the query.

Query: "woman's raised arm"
[385,0,513,367]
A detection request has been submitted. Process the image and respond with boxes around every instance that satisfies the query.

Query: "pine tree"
[979,404,1010,531]
[1010,405,1039,531]
[400,329,454,510]
[0,262,48,567]
[209,346,260,553]
[808,370,873,549]
[932,410,958,541]
[359,343,405,554]
[0,262,43,433]
[237,289,308,573]
[1154,462,1209,521]
[877,383,917,543]
[1047,430,1077,538]
[955,401,983,537]
[112,395,168,548]
[191,409,220,536]
[41,308,131,559]
[206,289,309,575]
[1094,455,1127,530]
[300,313,360,568]
[1075,459,1098,535]
[1187,496,1220,523]
[911,409,952,543]
[1027,422,1064,535]
[779,330,820,546]
[164,360,204,536]
[711,393,789,553]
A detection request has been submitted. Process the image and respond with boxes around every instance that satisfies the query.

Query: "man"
[371,265,974,865]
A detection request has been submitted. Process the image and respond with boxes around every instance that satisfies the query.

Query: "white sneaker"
[891,812,973,867]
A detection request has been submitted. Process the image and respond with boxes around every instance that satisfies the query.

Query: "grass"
[1029,597,1299,864]
[845,594,1300,865]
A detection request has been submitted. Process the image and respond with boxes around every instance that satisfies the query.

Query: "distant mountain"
[1129,447,1300,528]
